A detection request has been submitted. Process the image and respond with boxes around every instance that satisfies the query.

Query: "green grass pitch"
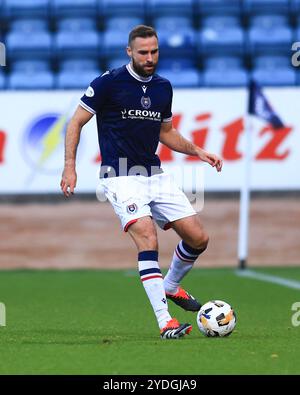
[0,267,300,375]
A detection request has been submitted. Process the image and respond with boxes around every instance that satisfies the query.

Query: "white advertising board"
[0,88,299,193]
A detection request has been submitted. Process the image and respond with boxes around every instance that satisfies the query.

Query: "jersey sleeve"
[79,71,112,115]
[161,81,173,123]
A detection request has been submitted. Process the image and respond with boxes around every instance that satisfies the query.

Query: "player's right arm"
[61,71,112,197]
[60,106,93,197]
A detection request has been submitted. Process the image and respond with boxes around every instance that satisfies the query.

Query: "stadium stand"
[6,19,52,60]
[159,67,201,87]
[57,69,100,89]
[8,69,54,89]
[5,0,50,19]
[54,17,100,59]
[106,57,130,70]
[155,17,196,59]
[244,0,290,15]
[159,58,197,69]
[247,14,293,55]
[148,0,194,17]
[197,0,242,16]
[252,55,297,85]
[103,16,144,57]
[199,16,244,55]
[57,58,100,88]
[101,0,145,17]
[0,0,298,89]
[154,16,193,30]
[11,59,51,72]
[52,0,98,18]
[292,0,300,13]
[203,56,248,87]
[0,70,5,89]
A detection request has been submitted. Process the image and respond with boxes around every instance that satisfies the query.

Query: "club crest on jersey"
[141,96,151,109]
[126,203,138,214]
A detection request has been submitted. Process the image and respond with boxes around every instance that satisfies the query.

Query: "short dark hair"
[128,25,158,46]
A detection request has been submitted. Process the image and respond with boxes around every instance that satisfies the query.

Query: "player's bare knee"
[200,233,209,251]
[188,232,209,251]
[128,221,158,250]
[136,231,158,251]
[145,233,158,250]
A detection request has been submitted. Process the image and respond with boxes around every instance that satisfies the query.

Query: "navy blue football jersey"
[80,63,173,177]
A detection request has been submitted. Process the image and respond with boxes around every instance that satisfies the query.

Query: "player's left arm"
[159,121,223,172]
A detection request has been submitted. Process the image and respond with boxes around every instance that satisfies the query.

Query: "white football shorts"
[99,172,196,232]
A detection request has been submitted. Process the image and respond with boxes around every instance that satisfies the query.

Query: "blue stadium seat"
[248,15,292,55]
[7,19,52,58]
[252,68,296,86]
[202,15,241,29]
[293,27,300,46]
[11,59,51,71]
[244,0,290,15]
[101,0,145,17]
[5,0,49,19]
[159,68,201,87]
[6,30,52,60]
[106,57,129,70]
[159,58,196,70]
[56,69,100,89]
[103,31,130,57]
[199,16,244,55]
[204,55,243,69]
[148,0,194,17]
[250,14,289,28]
[154,17,195,59]
[154,16,193,30]
[203,69,248,87]
[57,18,97,32]
[0,71,5,89]
[197,0,241,15]
[103,17,144,57]
[60,59,99,71]
[54,31,100,59]
[0,35,5,66]
[203,55,248,87]
[8,70,54,89]
[105,17,144,31]
[253,55,291,69]
[291,0,300,13]
[157,27,196,58]
[10,18,49,32]
[52,0,98,18]
[252,56,296,86]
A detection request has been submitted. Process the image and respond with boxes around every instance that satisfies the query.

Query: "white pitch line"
[235,269,300,290]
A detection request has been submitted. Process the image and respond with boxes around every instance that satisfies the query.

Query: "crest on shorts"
[126,203,138,214]
[141,96,151,109]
